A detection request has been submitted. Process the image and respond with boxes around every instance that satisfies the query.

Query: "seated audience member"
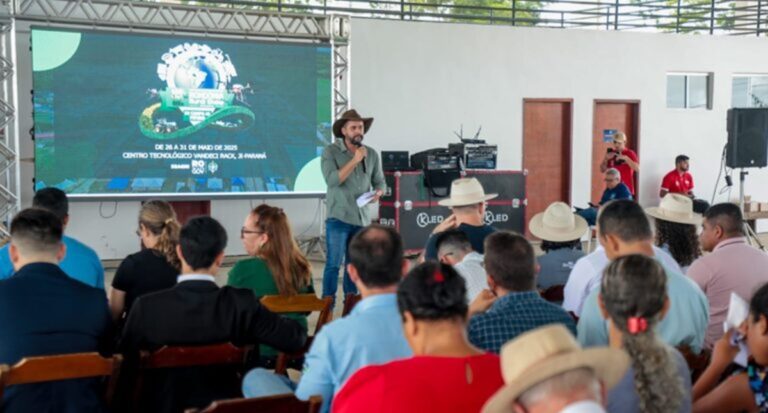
[600,255,692,413]
[660,154,710,214]
[332,262,504,413]
[228,204,314,366]
[0,208,111,413]
[563,202,683,317]
[423,177,497,260]
[692,282,768,413]
[120,216,306,413]
[0,188,104,288]
[600,132,639,196]
[436,229,487,302]
[529,202,588,291]
[482,325,630,413]
[687,202,768,348]
[468,231,576,354]
[280,225,411,412]
[576,168,633,226]
[577,200,708,353]
[110,200,181,324]
[646,193,703,273]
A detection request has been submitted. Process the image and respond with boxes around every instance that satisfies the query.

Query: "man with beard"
[660,154,709,213]
[320,109,386,306]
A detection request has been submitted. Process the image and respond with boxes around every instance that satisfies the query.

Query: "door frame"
[522,98,574,206]
[591,99,641,199]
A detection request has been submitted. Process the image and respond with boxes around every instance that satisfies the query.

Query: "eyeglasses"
[240,227,264,238]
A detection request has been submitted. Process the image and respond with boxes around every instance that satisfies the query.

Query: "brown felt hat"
[332,109,374,138]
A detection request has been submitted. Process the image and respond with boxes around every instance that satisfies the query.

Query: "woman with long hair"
[228,204,313,364]
[332,261,503,413]
[693,282,768,413]
[110,200,181,323]
[655,218,701,271]
[600,254,691,413]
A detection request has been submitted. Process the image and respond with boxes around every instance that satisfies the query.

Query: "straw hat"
[529,202,589,242]
[332,109,373,138]
[482,325,629,413]
[437,178,498,207]
[613,132,627,143]
[645,193,702,226]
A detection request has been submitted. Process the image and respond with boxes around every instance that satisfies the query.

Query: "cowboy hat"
[645,193,702,226]
[332,109,373,138]
[529,202,589,242]
[437,178,498,207]
[482,325,630,413]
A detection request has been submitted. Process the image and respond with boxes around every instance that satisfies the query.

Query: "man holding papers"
[321,109,386,305]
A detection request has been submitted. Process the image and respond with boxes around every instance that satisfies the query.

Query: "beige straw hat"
[437,178,498,207]
[645,193,702,226]
[529,202,589,242]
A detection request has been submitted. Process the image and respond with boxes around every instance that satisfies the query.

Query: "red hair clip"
[627,317,648,334]
[433,270,445,283]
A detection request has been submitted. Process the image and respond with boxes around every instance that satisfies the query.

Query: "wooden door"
[169,201,211,224]
[591,101,640,201]
[523,99,573,238]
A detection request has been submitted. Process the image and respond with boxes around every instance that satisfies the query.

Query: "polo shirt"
[332,353,503,413]
[607,148,639,195]
[562,245,682,316]
[321,139,386,227]
[537,248,585,290]
[661,170,694,195]
[468,291,576,354]
[295,293,411,413]
[687,237,768,348]
[599,182,633,205]
[577,262,709,353]
[0,235,104,289]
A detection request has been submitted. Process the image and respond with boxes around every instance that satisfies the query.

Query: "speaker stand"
[738,169,766,251]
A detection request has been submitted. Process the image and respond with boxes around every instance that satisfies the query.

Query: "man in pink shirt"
[687,203,768,348]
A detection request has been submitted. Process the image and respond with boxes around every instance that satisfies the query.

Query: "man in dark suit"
[0,208,112,413]
[121,216,307,413]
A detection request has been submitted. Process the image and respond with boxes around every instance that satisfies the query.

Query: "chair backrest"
[260,294,333,337]
[677,345,711,383]
[189,394,322,413]
[341,293,362,317]
[540,285,565,303]
[140,343,251,370]
[0,352,122,403]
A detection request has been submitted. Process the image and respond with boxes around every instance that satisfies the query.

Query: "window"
[666,73,712,109]
[732,75,768,108]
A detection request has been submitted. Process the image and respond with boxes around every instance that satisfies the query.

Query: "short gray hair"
[605,168,621,179]
[517,367,603,408]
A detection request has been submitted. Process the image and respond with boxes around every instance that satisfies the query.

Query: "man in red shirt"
[660,154,709,213]
[600,132,639,196]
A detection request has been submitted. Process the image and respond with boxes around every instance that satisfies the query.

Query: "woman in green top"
[228,204,314,365]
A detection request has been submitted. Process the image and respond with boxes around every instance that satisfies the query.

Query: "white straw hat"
[529,202,589,242]
[645,193,702,226]
[438,178,498,207]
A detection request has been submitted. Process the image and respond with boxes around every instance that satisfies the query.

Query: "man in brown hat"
[320,109,386,303]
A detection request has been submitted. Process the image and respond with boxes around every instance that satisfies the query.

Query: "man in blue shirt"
[0,188,104,288]
[242,225,412,413]
[467,231,576,354]
[576,168,633,226]
[577,200,708,353]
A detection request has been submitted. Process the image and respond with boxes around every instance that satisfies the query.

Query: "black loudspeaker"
[726,108,768,168]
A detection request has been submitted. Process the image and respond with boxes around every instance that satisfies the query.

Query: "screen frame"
[29,25,335,201]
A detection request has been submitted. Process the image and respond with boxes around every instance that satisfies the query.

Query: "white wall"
[15,19,768,259]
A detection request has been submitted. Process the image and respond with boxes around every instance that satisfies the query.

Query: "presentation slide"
[31,28,332,197]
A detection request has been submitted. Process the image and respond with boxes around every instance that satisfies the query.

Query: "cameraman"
[600,132,639,196]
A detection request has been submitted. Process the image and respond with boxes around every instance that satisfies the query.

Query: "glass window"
[732,75,768,108]
[667,75,686,109]
[666,73,712,109]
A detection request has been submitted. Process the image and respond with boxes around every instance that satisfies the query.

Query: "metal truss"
[331,15,350,117]
[0,0,16,240]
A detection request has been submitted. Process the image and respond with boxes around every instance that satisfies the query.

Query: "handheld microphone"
[353,137,366,173]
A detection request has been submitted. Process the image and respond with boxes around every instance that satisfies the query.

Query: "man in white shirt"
[436,229,488,302]
[562,227,682,316]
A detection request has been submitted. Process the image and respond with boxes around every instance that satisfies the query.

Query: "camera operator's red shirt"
[607,149,638,195]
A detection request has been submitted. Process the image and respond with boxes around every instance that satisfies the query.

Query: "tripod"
[738,169,766,251]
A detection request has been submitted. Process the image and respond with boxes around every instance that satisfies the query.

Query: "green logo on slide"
[138,43,255,140]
